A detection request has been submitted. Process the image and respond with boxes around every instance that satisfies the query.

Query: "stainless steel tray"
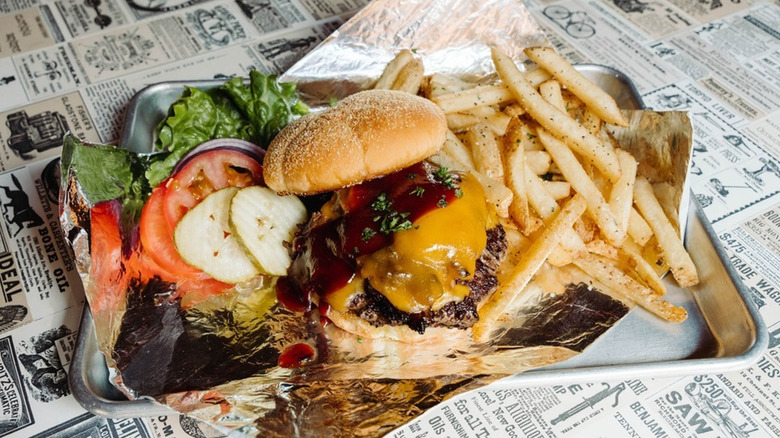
[69,66,767,418]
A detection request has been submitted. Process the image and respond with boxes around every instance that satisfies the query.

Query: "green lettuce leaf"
[222,70,309,148]
[61,135,150,229]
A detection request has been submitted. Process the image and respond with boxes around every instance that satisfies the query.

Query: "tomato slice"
[89,201,132,315]
[163,150,262,228]
[140,184,210,279]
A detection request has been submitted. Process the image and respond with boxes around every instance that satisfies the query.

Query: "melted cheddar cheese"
[358,174,488,313]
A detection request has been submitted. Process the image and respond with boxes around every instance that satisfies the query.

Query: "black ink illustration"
[695,22,723,35]
[0,76,15,86]
[84,0,112,29]
[257,36,317,60]
[551,382,626,425]
[126,0,203,13]
[695,193,714,208]
[723,135,752,155]
[19,326,73,403]
[0,305,27,333]
[743,158,780,186]
[83,30,156,73]
[709,178,755,197]
[187,7,244,49]
[32,60,63,81]
[685,382,757,437]
[746,286,766,309]
[5,110,69,159]
[654,93,692,109]
[0,338,34,437]
[613,0,655,13]
[1,174,45,237]
[543,5,596,39]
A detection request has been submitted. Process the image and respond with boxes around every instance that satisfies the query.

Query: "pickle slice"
[174,187,259,283]
[229,186,307,276]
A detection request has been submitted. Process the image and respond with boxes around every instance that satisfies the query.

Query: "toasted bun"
[264,90,447,195]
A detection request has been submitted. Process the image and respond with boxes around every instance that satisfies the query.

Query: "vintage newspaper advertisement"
[0,8,57,57]
[0,92,101,169]
[1,0,780,437]
[51,0,131,39]
[0,159,83,334]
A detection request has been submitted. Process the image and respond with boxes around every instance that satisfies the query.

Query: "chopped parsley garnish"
[454,188,463,198]
[407,173,417,179]
[371,193,392,212]
[433,167,458,189]
[367,192,413,236]
[410,186,425,197]
[527,133,537,140]
[361,227,377,241]
[379,212,412,234]
[437,197,448,208]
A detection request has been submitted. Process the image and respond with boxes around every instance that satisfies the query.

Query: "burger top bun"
[264,89,447,195]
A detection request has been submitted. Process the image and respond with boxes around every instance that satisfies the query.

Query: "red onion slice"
[172,138,265,174]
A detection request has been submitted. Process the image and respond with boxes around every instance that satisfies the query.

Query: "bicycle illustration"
[543,5,596,39]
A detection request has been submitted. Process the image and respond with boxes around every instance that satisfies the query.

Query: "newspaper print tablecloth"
[0,0,778,437]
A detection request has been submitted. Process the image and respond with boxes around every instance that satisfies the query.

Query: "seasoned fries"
[376,47,699,338]
[464,123,503,181]
[537,129,624,245]
[634,177,699,287]
[524,46,628,127]
[491,47,622,181]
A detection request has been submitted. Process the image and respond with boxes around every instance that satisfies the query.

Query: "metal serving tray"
[69,65,767,417]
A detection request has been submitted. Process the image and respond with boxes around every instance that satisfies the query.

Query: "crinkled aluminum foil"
[61,0,694,437]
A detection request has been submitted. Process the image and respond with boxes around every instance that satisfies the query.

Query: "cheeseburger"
[264,90,507,342]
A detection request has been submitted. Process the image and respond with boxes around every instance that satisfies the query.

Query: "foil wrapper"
[60,0,694,436]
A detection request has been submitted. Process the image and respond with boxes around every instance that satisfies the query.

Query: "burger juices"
[265,90,507,341]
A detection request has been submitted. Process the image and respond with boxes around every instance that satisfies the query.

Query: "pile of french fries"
[374,46,699,341]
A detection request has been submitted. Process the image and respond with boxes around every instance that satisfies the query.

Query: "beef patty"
[346,226,507,334]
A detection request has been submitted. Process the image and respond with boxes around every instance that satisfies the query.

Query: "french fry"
[464,123,503,181]
[622,237,666,296]
[430,131,477,173]
[374,49,414,89]
[633,177,699,287]
[573,253,687,322]
[525,46,628,127]
[424,73,473,98]
[542,180,571,200]
[471,171,512,218]
[628,206,653,245]
[539,79,566,112]
[503,103,526,118]
[474,195,587,341]
[491,47,622,181]
[609,149,637,237]
[526,150,551,175]
[446,113,479,132]
[391,57,424,94]
[433,84,514,114]
[520,122,543,151]
[444,130,476,170]
[586,239,618,260]
[537,128,624,245]
[463,106,512,136]
[525,168,586,253]
[582,108,602,136]
[525,66,553,88]
[503,123,540,234]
